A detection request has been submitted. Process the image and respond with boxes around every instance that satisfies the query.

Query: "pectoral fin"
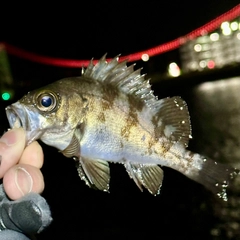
[125,162,164,195]
[76,157,110,192]
[61,132,80,158]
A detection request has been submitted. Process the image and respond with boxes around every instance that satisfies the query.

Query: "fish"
[5,54,238,201]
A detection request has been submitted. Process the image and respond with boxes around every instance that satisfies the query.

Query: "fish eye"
[36,91,58,112]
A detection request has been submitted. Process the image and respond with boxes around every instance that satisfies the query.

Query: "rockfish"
[5,55,238,200]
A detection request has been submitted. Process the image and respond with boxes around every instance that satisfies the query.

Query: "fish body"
[5,55,238,200]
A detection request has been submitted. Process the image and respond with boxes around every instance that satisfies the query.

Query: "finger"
[3,163,45,200]
[19,141,44,169]
[0,128,26,178]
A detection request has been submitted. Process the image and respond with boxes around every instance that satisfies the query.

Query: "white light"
[230,21,238,31]
[141,53,149,61]
[168,62,181,77]
[194,44,202,52]
[221,21,230,29]
[237,33,240,40]
[199,60,207,68]
[210,33,219,41]
[222,28,232,36]
[221,21,231,36]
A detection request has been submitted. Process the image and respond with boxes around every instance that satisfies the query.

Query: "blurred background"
[1,2,240,239]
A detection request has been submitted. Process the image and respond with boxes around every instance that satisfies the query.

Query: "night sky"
[2,2,239,59]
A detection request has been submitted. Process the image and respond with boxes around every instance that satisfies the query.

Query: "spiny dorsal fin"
[82,54,157,107]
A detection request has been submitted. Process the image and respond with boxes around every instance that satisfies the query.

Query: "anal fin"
[124,162,164,195]
[76,157,110,192]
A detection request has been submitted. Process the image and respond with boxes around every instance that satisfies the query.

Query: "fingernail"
[0,128,24,146]
[15,166,33,196]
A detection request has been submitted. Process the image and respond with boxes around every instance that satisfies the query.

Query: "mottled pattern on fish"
[5,54,239,200]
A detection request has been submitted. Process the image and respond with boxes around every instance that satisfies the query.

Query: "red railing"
[3,4,240,67]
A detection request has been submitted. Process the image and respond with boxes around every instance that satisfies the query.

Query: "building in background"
[180,17,240,73]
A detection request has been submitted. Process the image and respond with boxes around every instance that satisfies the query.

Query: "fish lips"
[6,102,44,144]
[5,102,41,132]
[6,102,27,129]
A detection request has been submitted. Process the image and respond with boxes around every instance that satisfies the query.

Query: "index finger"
[0,128,26,178]
[19,141,44,169]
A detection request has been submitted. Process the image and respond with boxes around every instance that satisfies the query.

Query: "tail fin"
[186,154,239,201]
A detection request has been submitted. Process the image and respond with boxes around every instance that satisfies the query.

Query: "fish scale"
[5,54,239,200]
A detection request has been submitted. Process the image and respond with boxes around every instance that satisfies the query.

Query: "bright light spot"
[222,28,231,36]
[199,60,207,68]
[2,92,11,101]
[221,21,230,29]
[141,53,149,62]
[237,33,240,40]
[194,44,202,52]
[210,33,219,41]
[207,60,215,69]
[221,21,231,36]
[230,21,238,31]
[168,62,181,77]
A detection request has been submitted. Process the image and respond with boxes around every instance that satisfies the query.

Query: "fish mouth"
[6,102,44,145]
[5,104,27,130]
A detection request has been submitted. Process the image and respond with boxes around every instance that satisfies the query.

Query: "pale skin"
[0,128,44,200]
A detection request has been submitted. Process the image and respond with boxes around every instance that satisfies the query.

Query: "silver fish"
[5,54,238,200]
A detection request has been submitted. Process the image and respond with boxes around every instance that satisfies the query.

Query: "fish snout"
[6,103,26,130]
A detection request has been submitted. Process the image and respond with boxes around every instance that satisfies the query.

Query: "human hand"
[0,128,52,239]
[0,128,44,199]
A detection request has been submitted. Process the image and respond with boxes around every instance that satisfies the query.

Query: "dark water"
[188,77,240,239]
[1,75,240,240]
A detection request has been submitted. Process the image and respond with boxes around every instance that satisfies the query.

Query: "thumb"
[0,128,26,178]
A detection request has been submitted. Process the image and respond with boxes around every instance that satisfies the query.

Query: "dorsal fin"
[82,54,157,107]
